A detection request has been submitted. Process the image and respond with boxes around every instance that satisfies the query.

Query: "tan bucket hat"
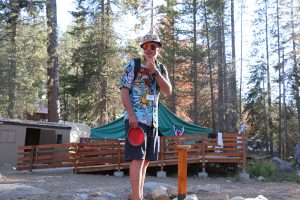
[140,33,162,48]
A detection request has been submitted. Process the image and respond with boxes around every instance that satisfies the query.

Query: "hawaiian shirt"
[120,58,169,127]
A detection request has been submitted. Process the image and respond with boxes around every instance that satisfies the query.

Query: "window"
[0,130,16,143]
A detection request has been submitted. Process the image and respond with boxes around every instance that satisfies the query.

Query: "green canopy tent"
[91,103,211,139]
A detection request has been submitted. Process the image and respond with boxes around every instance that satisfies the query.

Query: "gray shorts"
[124,120,159,161]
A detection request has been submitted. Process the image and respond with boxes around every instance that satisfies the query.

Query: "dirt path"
[0,166,300,200]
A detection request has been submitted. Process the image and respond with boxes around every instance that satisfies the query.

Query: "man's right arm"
[120,87,138,128]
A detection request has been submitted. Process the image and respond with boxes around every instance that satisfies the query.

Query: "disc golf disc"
[128,127,145,147]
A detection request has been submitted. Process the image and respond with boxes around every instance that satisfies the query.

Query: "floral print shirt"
[120,58,169,127]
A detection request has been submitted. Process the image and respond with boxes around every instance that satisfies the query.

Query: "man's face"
[142,42,161,59]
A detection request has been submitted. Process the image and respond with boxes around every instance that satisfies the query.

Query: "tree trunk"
[204,0,216,130]
[170,1,176,114]
[239,0,244,118]
[227,0,238,132]
[46,0,60,122]
[264,0,272,154]
[282,50,288,157]
[217,0,225,132]
[276,0,282,158]
[7,2,19,118]
[192,0,198,124]
[223,14,228,132]
[98,79,108,125]
[291,0,300,135]
[97,0,108,125]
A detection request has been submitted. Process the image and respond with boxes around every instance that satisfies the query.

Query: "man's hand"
[143,57,157,75]
[128,114,138,128]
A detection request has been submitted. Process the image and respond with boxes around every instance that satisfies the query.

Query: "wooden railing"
[17,143,78,172]
[17,133,246,173]
[74,138,127,173]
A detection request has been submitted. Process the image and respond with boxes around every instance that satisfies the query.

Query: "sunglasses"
[142,44,158,51]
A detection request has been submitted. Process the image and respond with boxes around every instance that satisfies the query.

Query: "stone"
[231,195,268,200]
[77,193,89,199]
[157,170,167,178]
[188,184,221,194]
[167,185,177,199]
[102,192,117,198]
[294,144,300,165]
[58,193,76,200]
[77,188,90,193]
[144,182,175,193]
[151,185,170,200]
[245,195,268,200]
[89,191,102,197]
[231,197,245,200]
[0,173,5,179]
[128,182,176,200]
[114,171,124,177]
[239,173,250,181]
[198,172,208,178]
[0,184,47,196]
[257,176,265,181]
[173,194,198,200]
[271,157,293,171]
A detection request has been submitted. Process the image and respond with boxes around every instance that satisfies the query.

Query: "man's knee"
[131,159,144,166]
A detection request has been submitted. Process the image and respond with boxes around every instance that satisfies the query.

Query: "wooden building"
[0,118,71,165]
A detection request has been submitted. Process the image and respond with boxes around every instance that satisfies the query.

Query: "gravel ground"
[1,165,300,200]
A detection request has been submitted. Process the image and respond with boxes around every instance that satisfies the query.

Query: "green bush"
[247,160,299,182]
[247,160,277,178]
[270,171,300,182]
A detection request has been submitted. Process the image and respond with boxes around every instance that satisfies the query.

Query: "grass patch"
[270,170,300,182]
[247,160,299,182]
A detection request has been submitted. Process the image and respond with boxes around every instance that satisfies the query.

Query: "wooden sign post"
[176,145,191,200]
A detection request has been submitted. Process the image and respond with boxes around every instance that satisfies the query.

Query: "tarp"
[91,103,211,139]
[59,121,91,143]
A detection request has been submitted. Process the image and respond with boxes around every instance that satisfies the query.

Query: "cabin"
[0,118,71,165]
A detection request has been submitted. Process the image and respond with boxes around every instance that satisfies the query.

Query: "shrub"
[270,171,300,182]
[247,160,277,178]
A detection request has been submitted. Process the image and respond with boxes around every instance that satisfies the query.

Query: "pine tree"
[62,0,122,125]
[46,0,60,122]
[0,0,46,118]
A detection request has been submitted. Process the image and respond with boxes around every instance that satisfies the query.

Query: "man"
[120,33,172,200]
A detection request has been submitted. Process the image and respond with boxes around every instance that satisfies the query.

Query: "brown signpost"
[176,145,191,200]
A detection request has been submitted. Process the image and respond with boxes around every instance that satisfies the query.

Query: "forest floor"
[0,164,300,200]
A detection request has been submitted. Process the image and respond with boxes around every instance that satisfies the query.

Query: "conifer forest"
[0,0,299,158]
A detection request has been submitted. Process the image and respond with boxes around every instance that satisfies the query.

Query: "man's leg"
[130,159,144,200]
[140,160,150,199]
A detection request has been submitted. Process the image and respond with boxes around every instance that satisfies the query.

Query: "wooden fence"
[17,143,77,172]
[17,133,246,174]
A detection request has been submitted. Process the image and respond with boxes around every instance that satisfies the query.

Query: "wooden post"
[160,137,165,171]
[73,143,79,174]
[242,133,247,173]
[117,140,121,171]
[29,145,36,172]
[176,145,191,200]
[202,137,206,172]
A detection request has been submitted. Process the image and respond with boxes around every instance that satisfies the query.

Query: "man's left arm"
[144,60,172,96]
[153,67,172,96]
